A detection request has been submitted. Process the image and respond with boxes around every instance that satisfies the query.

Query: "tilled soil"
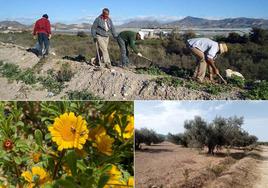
[135,142,225,188]
[0,42,243,100]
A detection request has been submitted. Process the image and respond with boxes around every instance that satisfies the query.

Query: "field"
[0,29,268,100]
[135,142,265,188]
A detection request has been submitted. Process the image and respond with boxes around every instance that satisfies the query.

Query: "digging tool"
[136,54,154,67]
[217,73,227,84]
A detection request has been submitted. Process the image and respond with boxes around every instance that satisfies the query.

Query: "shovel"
[136,54,154,67]
[217,73,227,85]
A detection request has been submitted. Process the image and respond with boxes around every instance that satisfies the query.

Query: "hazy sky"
[1,0,268,24]
[135,101,268,141]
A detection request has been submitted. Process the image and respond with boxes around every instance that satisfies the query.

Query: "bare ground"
[135,142,261,188]
[0,42,243,100]
[255,146,268,188]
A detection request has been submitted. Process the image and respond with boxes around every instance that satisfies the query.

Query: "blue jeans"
[38,33,50,56]
[117,36,129,66]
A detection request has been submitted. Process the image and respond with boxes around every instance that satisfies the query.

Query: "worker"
[117,31,145,68]
[91,8,117,69]
[186,38,228,83]
[33,14,51,57]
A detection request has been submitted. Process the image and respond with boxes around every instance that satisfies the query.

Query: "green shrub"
[167,66,193,79]
[155,77,183,88]
[229,75,245,88]
[0,63,21,79]
[77,31,88,38]
[17,69,38,85]
[207,164,226,177]
[38,73,65,94]
[135,66,167,76]
[244,81,268,99]
[56,63,74,82]
[205,84,230,95]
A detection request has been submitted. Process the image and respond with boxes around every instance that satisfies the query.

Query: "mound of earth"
[0,42,243,100]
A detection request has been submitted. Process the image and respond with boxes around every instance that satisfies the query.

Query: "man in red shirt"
[33,14,51,57]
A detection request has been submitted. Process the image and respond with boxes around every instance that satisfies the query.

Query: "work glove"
[48,34,52,40]
[137,53,143,57]
[33,35,37,40]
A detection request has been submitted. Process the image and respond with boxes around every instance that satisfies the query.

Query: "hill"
[1,16,268,30]
[163,16,268,28]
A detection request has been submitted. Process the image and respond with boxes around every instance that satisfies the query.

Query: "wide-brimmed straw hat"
[219,43,228,54]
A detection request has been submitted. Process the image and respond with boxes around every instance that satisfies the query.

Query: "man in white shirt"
[187,38,228,83]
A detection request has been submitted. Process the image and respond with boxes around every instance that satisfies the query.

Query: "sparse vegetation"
[56,63,74,82]
[38,72,65,94]
[244,81,268,99]
[228,75,245,88]
[155,77,183,88]
[135,66,167,76]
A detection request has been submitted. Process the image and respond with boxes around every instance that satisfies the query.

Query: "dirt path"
[135,142,223,188]
[256,146,268,188]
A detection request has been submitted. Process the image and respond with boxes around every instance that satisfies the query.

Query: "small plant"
[182,168,191,183]
[67,90,102,100]
[155,77,183,88]
[0,63,21,79]
[207,164,226,177]
[17,69,38,85]
[77,31,88,38]
[136,66,167,76]
[38,73,65,94]
[168,66,193,79]
[244,81,268,100]
[205,84,229,95]
[56,63,74,83]
[229,75,245,88]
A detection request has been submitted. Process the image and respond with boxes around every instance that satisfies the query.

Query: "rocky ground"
[0,42,244,100]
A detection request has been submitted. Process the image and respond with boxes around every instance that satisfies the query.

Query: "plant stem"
[52,150,65,180]
[12,156,22,188]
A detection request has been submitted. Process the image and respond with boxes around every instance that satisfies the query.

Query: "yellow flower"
[21,166,50,188]
[127,177,134,187]
[32,152,42,163]
[93,134,114,156]
[108,111,116,124]
[48,112,89,151]
[88,125,107,141]
[114,115,134,139]
[104,165,126,188]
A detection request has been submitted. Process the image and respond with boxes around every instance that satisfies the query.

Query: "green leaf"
[45,133,51,141]
[53,177,78,188]
[65,150,78,176]
[14,156,22,165]
[34,129,43,146]
[98,174,110,188]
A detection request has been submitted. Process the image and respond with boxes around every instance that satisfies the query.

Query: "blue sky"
[1,0,268,24]
[135,101,268,141]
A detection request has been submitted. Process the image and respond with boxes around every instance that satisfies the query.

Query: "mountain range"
[1,16,268,30]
